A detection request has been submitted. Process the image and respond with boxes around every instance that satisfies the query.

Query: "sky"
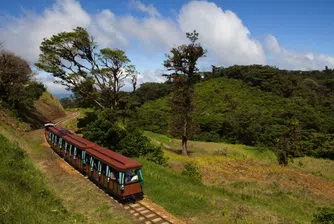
[1,0,334,94]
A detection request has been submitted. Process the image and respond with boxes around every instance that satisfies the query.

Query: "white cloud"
[36,71,68,94]
[0,0,90,63]
[119,15,186,51]
[178,1,267,66]
[90,10,128,48]
[265,34,334,70]
[130,0,161,17]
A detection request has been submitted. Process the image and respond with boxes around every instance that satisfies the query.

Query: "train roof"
[47,126,142,171]
[48,126,71,136]
[88,145,142,172]
[63,133,96,149]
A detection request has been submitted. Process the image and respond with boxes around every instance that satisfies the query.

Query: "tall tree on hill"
[277,119,301,165]
[163,30,206,156]
[130,69,138,93]
[35,27,135,110]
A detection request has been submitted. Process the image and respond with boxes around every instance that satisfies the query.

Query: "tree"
[0,51,33,106]
[135,82,171,104]
[130,70,138,93]
[35,27,135,110]
[163,30,206,156]
[99,49,135,108]
[277,119,301,165]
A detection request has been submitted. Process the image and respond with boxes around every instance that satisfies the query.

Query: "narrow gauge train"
[44,122,144,201]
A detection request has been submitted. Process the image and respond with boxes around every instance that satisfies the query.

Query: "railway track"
[48,112,176,224]
[124,202,172,224]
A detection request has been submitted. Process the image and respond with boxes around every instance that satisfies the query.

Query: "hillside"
[34,91,66,122]
[0,133,73,223]
[141,131,334,224]
[0,91,66,130]
[136,75,333,159]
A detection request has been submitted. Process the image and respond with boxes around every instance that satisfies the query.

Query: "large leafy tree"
[163,31,206,156]
[35,27,135,110]
[0,51,33,105]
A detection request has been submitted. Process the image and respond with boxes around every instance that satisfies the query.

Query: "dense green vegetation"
[0,134,71,223]
[77,109,167,165]
[136,66,334,160]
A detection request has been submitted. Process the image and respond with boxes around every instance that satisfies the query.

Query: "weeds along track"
[45,112,175,224]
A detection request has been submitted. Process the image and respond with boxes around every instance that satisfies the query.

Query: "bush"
[312,207,334,224]
[181,162,202,181]
[80,109,168,166]
[118,130,168,166]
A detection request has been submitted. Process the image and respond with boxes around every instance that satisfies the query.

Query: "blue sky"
[1,0,334,94]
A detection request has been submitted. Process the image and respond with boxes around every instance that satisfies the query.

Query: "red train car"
[44,123,144,201]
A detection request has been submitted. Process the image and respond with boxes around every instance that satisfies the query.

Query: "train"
[44,121,144,201]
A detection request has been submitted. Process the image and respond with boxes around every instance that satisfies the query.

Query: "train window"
[64,141,68,153]
[69,144,72,156]
[73,146,77,159]
[97,160,102,176]
[125,170,139,184]
[59,138,63,148]
[101,163,106,175]
[89,157,94,171]
[81,150,86,164]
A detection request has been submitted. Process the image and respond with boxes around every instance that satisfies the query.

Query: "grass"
[138,158,322,224]
[293,157,334,181]
[142,131,334,224]
[34,91,66,121]
[0,134,73,223]
[144,131,277,163]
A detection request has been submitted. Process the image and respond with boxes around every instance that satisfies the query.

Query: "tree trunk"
[182,135,188,156]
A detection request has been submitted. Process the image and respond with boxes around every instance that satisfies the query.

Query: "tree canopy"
[36,27,135,110]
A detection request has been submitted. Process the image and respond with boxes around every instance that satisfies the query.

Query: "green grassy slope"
[0,134,72,223]
[141,132,334,224]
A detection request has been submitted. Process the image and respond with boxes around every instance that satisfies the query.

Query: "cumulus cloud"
[130,0,161,17]
[178,1,267,66]
[90,10,128,48]
[265,34,334,70]
[119,16,185,50]
[0,0,90,63]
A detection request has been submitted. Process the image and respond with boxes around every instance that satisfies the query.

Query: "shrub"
[181,162,202,181]
[118,130,168,166]
[312,207,334,224]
